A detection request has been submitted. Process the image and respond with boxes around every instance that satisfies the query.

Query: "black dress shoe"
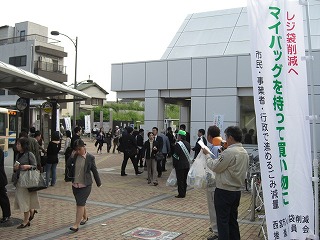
[175,195,185,198]
[136,171,143,175]
[0,217,10,223]
[17,222,30,229]
[80,217,88,225]
[70,227,79,232]
[29,210,38,221]
[207,235,218,240]
[121,173,127,176]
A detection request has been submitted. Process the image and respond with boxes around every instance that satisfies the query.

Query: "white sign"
[56,109,60,132]
[212,114,224,131]
[64,117,72,132]
[84,115,91,133]
[248,0,314,239]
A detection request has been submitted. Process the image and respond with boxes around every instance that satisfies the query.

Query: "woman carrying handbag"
[13,137,40,229]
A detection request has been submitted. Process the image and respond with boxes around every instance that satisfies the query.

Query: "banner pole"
[300,0,319,237]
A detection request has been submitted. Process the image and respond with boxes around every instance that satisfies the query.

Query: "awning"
[0,61,90,102]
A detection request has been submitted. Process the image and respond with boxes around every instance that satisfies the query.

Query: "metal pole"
[250,175,257,222]
[72,37,78,131]
[300,0,319,236]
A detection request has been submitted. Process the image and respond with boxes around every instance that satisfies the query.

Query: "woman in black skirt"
[66,139,101,232]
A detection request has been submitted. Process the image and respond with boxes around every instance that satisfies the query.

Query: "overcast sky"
[3,0,247,100]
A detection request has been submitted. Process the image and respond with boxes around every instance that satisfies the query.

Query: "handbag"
[28,172,47,192]
[155,152,164,162]
[19,168,41,188]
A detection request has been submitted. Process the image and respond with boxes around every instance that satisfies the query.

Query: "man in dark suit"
[136,129,145,168]
[120,127,142,176]
[180,124,190,143]
[152,127,163,177]
[172,130,191,198]
[0,148,11,223]
[192,128,207,160]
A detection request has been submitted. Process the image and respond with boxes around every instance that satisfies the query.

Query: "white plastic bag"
[187,150,215,188]
[166,168,177,187]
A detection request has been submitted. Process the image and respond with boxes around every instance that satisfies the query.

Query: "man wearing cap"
[172,130,191,198]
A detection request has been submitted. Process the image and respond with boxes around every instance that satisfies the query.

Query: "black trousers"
[175,168,189,197]
[0,186,11,218]
[214,188,241,240]
[157,160,162,176]
[161,153,167,171]
[121,153,139,174]
[136,148,144,166]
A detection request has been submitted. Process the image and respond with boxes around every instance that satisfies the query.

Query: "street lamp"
[51,30,78,130]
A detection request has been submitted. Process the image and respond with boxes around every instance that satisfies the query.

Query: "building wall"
[111,51,320,146]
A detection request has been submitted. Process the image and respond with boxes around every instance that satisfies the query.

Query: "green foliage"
[81,101,179,122]
[166,104,179,119]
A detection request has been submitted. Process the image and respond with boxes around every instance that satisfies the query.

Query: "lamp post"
[51,31,78,130]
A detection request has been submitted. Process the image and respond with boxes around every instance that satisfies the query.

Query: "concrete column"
[179,106,190,131]
[99,111,103,128]
[144,90,165,133]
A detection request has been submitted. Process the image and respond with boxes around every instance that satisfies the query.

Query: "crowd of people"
[0,123,250,240]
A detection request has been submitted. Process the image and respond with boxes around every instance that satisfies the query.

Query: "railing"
[34,60,66,74]
[0,34,52,46]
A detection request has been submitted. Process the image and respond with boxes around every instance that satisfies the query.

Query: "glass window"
[239,96,257,144]
[0,89,5,95]
[8,56,27,67]
[0,113,6,136]
[20,30,25,42]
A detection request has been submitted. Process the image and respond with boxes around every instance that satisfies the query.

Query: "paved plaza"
[0,137,266,240]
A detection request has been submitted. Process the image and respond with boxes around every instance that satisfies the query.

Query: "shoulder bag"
[155,152,164,162]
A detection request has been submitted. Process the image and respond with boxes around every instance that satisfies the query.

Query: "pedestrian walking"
[13,137,40,229]
[66,139,101,232]
[105,129,113,153]
[96,128,105,154]
[112,126,121,153]
[120,127,142,176]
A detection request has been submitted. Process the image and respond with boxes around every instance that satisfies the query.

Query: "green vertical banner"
[247,0,314,239]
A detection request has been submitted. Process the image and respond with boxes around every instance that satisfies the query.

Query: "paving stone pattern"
[1,136,266,240]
